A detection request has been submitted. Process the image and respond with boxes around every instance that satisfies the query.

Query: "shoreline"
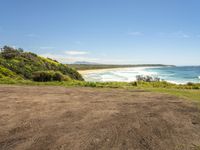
[78,66,161,75]
[78,67,133,75]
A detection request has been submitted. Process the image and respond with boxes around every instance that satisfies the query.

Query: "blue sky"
[0,0,200,65]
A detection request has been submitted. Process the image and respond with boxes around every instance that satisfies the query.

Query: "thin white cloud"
[40,52,138,64]
[128,32,143,36]
[173,31,190,38]
[65,50,89,55]
[159,31,190,38]
[40,53,98,63]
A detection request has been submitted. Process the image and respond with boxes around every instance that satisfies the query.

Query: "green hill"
[0,46,84,81]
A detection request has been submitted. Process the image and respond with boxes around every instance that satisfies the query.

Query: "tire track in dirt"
[0,86,200,150]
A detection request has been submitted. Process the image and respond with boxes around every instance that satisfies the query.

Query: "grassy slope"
[0,46,84,81]
[0,65,21,79]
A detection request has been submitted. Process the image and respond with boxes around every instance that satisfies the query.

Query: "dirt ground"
[0,86,200,150]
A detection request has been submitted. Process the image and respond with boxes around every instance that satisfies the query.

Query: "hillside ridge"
[0,46,84,81]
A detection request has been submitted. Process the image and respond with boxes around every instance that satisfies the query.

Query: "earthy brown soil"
[0,85,200,150]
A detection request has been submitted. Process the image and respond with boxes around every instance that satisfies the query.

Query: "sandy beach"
[77,67,153,75]
[78,67,132,75]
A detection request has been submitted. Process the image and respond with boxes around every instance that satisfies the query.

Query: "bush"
[53,72,64,81]
[1,46,21,59]
[130,81,138,86]
[187,82,194,86]
[136,75,161,82]
[192,86,199,89]
[32,71,52,82]
[32,71,70,82]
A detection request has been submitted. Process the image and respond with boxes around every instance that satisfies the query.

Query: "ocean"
[82,66,200,84]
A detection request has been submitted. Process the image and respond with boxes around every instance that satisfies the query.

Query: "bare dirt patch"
[0,85,200,150]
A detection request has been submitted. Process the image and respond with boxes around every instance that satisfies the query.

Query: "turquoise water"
[83,66,200,84]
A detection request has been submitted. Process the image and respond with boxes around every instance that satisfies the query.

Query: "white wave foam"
[109,68,157,82]
[104,68,160,82]
[84,66,199,84]
[83,67,163,82]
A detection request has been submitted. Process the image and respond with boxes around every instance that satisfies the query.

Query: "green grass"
[0,78,200,104]
[149,88,200,103]
[0,65,16,77]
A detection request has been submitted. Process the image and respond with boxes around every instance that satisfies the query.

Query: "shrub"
[32,71,53,82]
[187,82,194,86]
[32,71,70,82]
[192,86,199,89]
[59,65,84,81]
[53,72,71,81]
[136,75,161,82]
[130,81,138,86]
[1,46,21,59]
[53,72,64,81]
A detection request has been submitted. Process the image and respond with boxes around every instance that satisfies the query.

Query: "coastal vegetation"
[136,75,161,82]
[0,46,84,81]
[32,71,70,82]
[1,77,199,90]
